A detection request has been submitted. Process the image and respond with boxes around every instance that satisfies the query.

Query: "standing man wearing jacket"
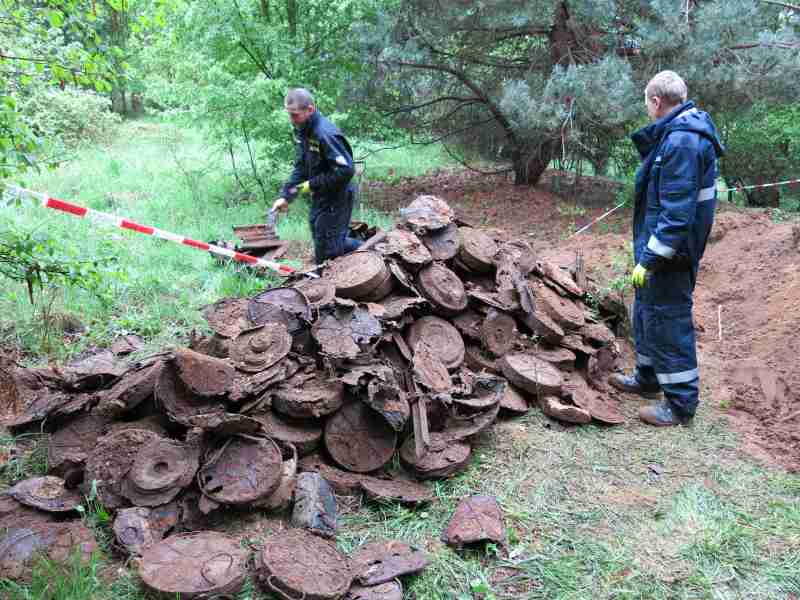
[272,88,362,265]
[609,71,725,426]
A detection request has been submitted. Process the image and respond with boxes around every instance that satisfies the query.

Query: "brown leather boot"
[638,401,692,427]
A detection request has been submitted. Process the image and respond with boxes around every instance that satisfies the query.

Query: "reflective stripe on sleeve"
[647,235,676,258]
[698,184,716,202]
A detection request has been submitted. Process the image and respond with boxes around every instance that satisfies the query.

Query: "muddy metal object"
[587,346,620,391]
[452,310,483,340]
[386,260,419,296]
[464,345,500,375]
[442,495,506,549]
[520,309,564,343]
[443,399,501,442]
[499,353,563,396]
[85,428,162,509]
[298,453,367,495]
[249,287,312,336]
[458,228,498,273]
[291,472,338,538]
[201,297,251,339]
[185,412,263,436]
[400,195,455,234]
[412,343,451,393]
[406,316,465,371]
[140,531,248,599]
[294,278,337,309]
[352,540,430,586]
[562,374,624,425]
[256,528,353,600]
[535,260,584,297]
[422,222,460,261]
[174,348,236,397]
[346,581,403,600]
[5,376,92,430]
[380,228,432,270]
[481,309,517,357]
[360,477,434,505]
[580,322,616,347]
[539,396,592,424]
[312,303,383,360]
[0,521,98,582]
[559,334,597,356]
[122,438,199,507]
[113,505,178,555]
[378,295,427,323]
[96,361,162,418]
[400,433,471,480]
[532,281,585,331]
[417,262,468,315]
[273,375,345,419]
[253,440,298,511]
[228,359,289,404]
[198,434,282,505]
[255,411,323,456]
[325,401,397,473]
[536,347,577,371]
[325,251,393,301]
[500,384,530,415]
[8,477,82,513]
[47,413,110,484]
[155,362,225,425]
[229,324,292,373]
[111,334,145,356]
[63,349,127,391]
[366,379,410,432]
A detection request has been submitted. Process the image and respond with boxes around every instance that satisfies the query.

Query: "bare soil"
[368,169,800,472]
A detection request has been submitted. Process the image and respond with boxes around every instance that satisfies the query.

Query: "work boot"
[608,373,662,399]
[638,401,691,427]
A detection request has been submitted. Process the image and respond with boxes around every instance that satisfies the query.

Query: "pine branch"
[758,0,800,12]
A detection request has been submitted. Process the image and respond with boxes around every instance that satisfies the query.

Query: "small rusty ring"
[265,574,306,600]
[200,552,235,585]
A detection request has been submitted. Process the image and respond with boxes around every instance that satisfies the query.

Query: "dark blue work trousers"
[308,185,361,265]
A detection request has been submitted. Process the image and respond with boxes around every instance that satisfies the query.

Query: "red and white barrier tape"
[723,178,800,193]
[4,185,295,276]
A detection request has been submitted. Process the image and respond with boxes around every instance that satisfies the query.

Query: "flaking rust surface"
[47,413,110,480]
[406,315,465,370]
[412,343,451,393]
[155,362,225,425]
[174,348,236,397]
[360,477,434,505]
[365,379,410,432]
[481,309,517,357]
[254,411,322,456]
[380,227,432,268]
[442,495,507,548]
[202,297,251,338]
[351,539,430,585]
[312,304,382,360]
[8,477,82,513]
[417,262,468,314]
[96,361,162,417]
[422,222,460,261]
[346,581,403,600]
[248,287,311,334]
[229,324,292,373]
[458,227,498,273]
[400,433,471,480]
[273,375,345,419]
[325,401,397,473]
[400,195,455,233]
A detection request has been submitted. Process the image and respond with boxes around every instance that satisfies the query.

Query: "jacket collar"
[631,101,695,159]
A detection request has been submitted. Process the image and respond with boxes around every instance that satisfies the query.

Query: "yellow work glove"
[631,263,649,288]
[298,181,311,194]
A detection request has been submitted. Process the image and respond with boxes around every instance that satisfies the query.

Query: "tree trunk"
[260,0,270,21]
[513,142,553,186]
[286,0,297,39]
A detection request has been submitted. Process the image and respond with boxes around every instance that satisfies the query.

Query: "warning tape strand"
[4,185,295,275]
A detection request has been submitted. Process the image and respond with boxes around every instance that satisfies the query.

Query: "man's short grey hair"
[285,88,315,109]
[645,71,688,106]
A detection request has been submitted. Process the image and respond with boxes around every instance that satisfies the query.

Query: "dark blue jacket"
[280,111,355,203]
[631,101,725,271]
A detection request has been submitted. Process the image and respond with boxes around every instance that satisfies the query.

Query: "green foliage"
[0,550,107,600]
[0,432,50,487]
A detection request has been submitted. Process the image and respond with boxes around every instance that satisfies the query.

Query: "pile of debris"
[0,195,625,596]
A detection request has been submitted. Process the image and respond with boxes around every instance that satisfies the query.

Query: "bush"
[18,86,122,148]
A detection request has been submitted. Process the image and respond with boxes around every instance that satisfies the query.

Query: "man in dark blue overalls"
[272,88,362,264]
[609,71,725,426]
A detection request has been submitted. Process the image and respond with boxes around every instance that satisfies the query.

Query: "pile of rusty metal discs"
[0,195,626,596]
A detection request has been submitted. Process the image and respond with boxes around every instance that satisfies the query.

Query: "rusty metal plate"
[254,440,298,511]
[254,411,323,456]
[499,353,563,396]
[412,343,451,393]
[8,477,82,513]
[291,472,338,538]
[47,413,110,483]
[325,401,398,473]
[273,375,345,419]
[406,315,465,371]
[359,267,395,303]
[324,251,389,300]
[467,289,518,312]
[230,324,292,373]
[85,428,162,509]
[559,333,597,356]
[442,495,506,548]
[540,396,592,424]
[298,453,367,495]
[579,322,616,347]
[587,346,621,392]
[185,412,263,436]
[122,438,199,507]
[458,228,498,273]
[536,347,576,371]
[464,344,500,375]
[174,348,236,397]
[500,383,530,415]
[198,434,282,505]
[294,278,336,309]
[562,373,624,425]
[422,222,459,261]
[96,361,162,418]
[360,477,434,505]
[155,362,225,426]
[113,504,179,555]
[312,304,383,360]
[380,228,432,269]
[386,260,420,296]
[452,310,483,340]
[442,399,501,442]
[535,260,584,297]
[417,262,468,315]
[140,532,247,598]
[110,333,145,356]
[249,287,311,334]
[366,379,410,432]
[346,581,403,600]
[400,433,471,480]
[399,195,455,234]
[201,297,251,338]
[378,295,426,322]
[480,309,517,357]
[532,280,585,331]
[520,309,564,343]
[228,359,288,404]
[352,540,429,586]
[257,528,353,600]
[62,349,127,391]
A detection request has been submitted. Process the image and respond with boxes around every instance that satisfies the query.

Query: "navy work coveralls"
[630,101,725,419]
[280,111,361,264]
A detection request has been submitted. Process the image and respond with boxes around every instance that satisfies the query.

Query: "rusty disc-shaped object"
[443,400,501,442]
[452,310,483,340]
[273,375,345,419]
[347,582,403,600]
[521,310,565,343]
[406,316,465,371]
[248,287,311,335]
[8,477,82,513]
[312,304,384,360]
[532,281,585,331]
[198,434,282,505]
[254,440,298,511]
[140,531,248,599]
[536,260,584,297]
[499,353,563,396]
[325,401,398,473]
[562,374,625,424]
[257,528,353,600]
[480,309,517,357]
[417,262,468,315]
[201,297,251,338]
[174,348,235,397]
[442,495,506,548]
[580,322,616,347]
[464,344,500,375]
[360,477,434,505]
[352,540,430,586]
[113,505,179,556]
[458,228,498,273]
[85,428,162,509]
[412,343,451,393]
[400,433,471,480]
[381,228,432,269]
[127,438,198,496]
[47,413,110,482]
[386,260,419,295]
[379,295,426,321]
[422,222,460,261]
[96,360,162,418]
[400,195,455,233]
[155,362,224,425]
[229,324,292,373]
[559,333,597,356]
[359,266,395,303]
[325,251,389,300]
[298,454,367,495]
[539,396,592,424]
[500,384,530,415]
[254,411,323,456]
[536,347,576,371]
[294,278,336,309]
